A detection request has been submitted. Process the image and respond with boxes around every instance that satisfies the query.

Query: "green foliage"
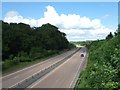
[2,60,14,70]
[118,24,120,34]
[2,22,69,59]
[68,43,76,49]
[76,35,120,88]
[2,21,70,72]
[106,32,113,40]
[29,47,59,60]
[72,40,93,47]
[36,23,69,50]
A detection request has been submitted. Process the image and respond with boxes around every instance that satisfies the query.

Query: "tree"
[2,21,69,60]
[106,32,113,40]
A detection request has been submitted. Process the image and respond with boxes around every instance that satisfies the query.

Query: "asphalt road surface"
[29,47,88,88]
[2,48,79,88]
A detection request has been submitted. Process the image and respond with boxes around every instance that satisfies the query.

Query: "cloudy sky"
[2,2,118,41]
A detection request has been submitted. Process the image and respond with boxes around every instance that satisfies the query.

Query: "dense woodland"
[75,25,120,88]
[2,21,73,71]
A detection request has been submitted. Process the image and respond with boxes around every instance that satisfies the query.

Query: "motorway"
[29,47,88,88]
[2,48,79,88]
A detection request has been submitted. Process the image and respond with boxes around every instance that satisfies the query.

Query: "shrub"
[76,35,120,88]
[2,60,14,70]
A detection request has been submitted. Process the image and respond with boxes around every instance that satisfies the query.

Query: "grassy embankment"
[2,44,75,76]
[74,35,120,88]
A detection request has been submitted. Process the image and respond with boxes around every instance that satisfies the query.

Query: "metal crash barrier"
[7,48,81,89]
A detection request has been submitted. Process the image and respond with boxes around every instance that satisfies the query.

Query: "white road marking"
[2,48,79,89]
[9,70,42,89]
[8,58,67,88]
[1,49,74,79]
[1,58,53,79]
[30,53,77,88]
[69,54,84,88]
[69,49,87,88]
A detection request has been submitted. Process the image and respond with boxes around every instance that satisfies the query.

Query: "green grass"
[2,54,54,76]
[2,49,68,76]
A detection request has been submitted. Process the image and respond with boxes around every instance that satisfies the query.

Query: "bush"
[76,35,120,88]
[19,56,32,62]
[13,56,20,64]
[2,60,14,70]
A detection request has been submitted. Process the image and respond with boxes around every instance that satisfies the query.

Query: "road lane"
[30,47,87,88]
[2,48,79,88]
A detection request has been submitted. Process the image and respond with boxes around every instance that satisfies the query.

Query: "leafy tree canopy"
[2,21,69,60]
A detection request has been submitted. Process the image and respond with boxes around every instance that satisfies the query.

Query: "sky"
[2,2,118,41]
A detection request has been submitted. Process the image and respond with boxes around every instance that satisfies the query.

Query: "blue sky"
[2,2,118,28]
[2,2,118,41]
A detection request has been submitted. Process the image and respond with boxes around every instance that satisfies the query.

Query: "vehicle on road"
[81,54,84,57]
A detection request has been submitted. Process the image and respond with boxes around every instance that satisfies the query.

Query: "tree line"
[2,21,74,71]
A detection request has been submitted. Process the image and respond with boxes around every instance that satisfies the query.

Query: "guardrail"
[7,48,81,90]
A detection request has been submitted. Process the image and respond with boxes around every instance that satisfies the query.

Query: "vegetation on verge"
[72,40,92,47]
[75,26,120,88]
[2,21,75,74]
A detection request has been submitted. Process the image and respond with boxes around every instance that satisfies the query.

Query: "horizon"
[2,2,118,41]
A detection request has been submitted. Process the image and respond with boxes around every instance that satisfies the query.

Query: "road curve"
[29,47,88,88]
[2,48,79,88]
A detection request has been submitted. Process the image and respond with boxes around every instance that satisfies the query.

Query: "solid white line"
[1,49,73,79]
[8,60,60,88]
[1,57,55,79]
[69,49,87,88]
[3,48,78,89]
[30,52,78,88]
[69,55,83,88]
[4,49,77,89]
[9,70,41,88]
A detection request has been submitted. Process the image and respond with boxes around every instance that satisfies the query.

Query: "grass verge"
[2,49,72,76]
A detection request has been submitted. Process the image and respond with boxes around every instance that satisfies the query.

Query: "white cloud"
[59,27,114,41]
[4,11,38,27]
[5,11,19,17]
[4,11,23,23]
[4,6,115,41]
